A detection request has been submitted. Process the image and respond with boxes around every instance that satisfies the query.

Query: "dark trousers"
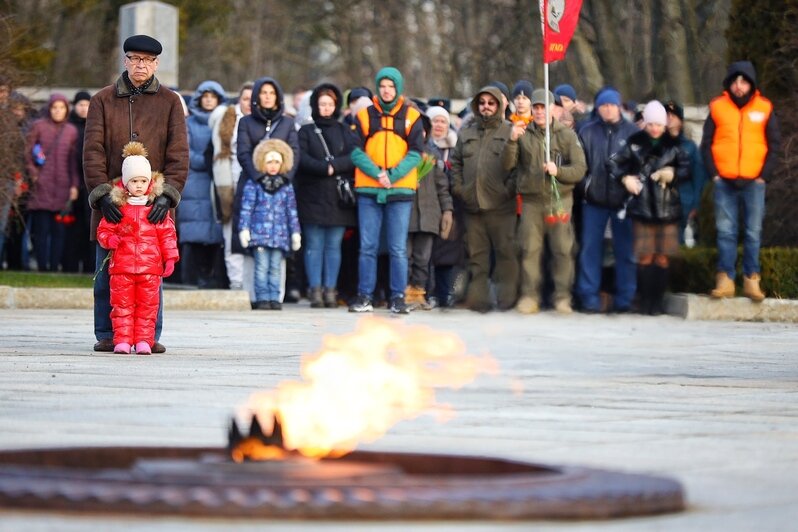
[464,209,519,309]
[407,231,435,288]
[28,210,64,272]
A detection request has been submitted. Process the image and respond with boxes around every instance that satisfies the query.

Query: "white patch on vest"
[748,111,766,123]
[406,119,412,131]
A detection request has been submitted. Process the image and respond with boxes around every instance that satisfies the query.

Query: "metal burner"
[0,446,684,520]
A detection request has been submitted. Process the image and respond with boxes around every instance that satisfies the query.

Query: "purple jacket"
[25,118,79,212]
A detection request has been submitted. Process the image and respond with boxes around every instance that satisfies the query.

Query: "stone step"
[0,286,251,311]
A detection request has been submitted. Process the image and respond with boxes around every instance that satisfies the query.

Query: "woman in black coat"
[233,77,299,304]
[608,100,690,315]
[295,83,358,308]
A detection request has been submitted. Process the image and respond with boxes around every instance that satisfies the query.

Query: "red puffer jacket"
[96,173,180,276]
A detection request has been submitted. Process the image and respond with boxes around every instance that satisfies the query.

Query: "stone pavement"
[0,306,796,531]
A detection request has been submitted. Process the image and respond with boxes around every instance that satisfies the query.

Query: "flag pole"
[544,61,551,163]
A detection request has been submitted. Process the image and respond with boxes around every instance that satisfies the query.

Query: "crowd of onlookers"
[1,56,777,315]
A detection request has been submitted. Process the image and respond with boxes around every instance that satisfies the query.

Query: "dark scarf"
[311,114,338,127]
[123,71,155,95]
[730,90,754,109]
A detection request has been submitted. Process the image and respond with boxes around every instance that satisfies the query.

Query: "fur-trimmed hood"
[253,138,294,175]
[109,172,165,206]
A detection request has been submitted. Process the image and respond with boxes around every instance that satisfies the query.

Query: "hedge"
[669,246,798,299]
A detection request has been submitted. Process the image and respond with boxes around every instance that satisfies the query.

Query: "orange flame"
[240,317,498,459]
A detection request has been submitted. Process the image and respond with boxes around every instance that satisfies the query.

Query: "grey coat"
[409,143,453,234]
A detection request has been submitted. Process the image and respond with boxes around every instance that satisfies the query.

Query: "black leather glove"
[98,194,123,224]
[147,195,172,224]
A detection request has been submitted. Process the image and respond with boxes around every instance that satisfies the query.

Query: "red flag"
[540,0,583,64]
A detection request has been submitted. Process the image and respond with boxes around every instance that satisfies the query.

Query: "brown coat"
[84,74,188,239]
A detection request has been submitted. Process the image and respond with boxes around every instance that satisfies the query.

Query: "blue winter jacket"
[578,117,639,209]
[239,179,301,252]
[177,80,226,244]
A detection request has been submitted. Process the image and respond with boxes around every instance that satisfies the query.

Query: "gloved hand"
[650,166,675,187]
[239,229,251,248]
[440,210,453,240]
[291,233,302,251]
[99,194,123,224]
[106,235,121,249]
[147,195,172,224]
[622,175,643,196]
[162,260,175,277]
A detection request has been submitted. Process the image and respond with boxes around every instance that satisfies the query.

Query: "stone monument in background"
[118,1,179,87]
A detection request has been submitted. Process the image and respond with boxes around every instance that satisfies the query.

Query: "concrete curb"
[666,293,798,322]
[0,286,251,311]
[2,286,797,320]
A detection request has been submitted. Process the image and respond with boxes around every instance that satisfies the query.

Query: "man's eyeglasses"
[125,54,157,65]
[478,99,498,107]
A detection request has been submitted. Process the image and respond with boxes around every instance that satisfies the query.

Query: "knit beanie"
[511,80,534,100]
[554,84,577,102]
[426,105,450,124]
[72,91,91,105]
[642,100,667,126]
[121,142,152,186]
[595,88,622,107]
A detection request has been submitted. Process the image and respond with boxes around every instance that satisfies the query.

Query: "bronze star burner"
[0,419,685,521]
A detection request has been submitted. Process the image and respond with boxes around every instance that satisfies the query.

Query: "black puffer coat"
[607,130,690,223]
[295,83,358,228]
[231,77,299,254]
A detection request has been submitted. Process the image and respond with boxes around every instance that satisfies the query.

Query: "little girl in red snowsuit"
[97,142,179,354]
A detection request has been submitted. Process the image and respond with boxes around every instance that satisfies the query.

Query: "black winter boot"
[636,265,654,315]
[650,265,669,316]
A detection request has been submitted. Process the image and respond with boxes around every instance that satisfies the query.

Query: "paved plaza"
[0,306,796,531]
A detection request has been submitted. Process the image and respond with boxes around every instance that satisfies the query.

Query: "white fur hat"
[121,142,152,186]
[642,100,667,126]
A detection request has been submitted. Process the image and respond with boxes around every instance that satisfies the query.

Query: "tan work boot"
[404,286,426,306]
[554,299,573,314]
[710,272,735,299]
[515,296,539,314]
[743,273,765,302]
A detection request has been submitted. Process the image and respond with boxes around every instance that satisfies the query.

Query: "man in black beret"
[123,34,163,56]
[84,34,188,353]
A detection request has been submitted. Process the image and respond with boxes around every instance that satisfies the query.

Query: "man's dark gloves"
[147,195,172,224]
[259,174,289,194]
[99,194,123,224]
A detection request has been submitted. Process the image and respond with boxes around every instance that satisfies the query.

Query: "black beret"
[123,35,163,56]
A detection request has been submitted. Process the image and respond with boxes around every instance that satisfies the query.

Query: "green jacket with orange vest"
[701,61,780,182]
[350,67,425,204]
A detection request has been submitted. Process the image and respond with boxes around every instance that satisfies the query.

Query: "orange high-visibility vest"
[709,91,773,179]
[354,96,421,190]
